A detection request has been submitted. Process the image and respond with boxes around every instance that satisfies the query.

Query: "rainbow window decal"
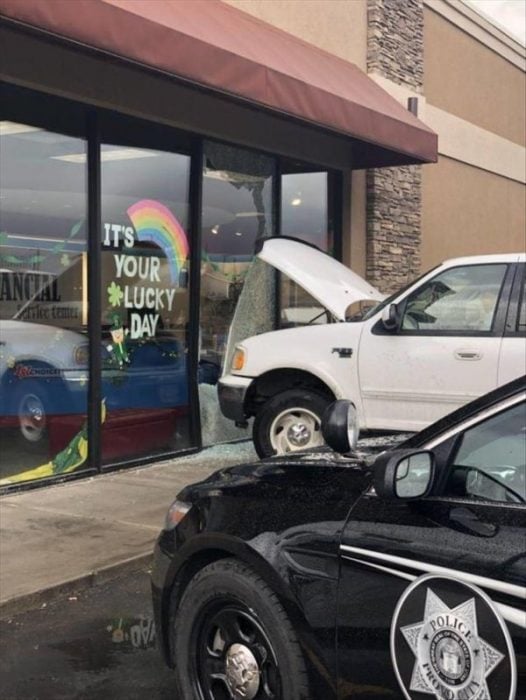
[127,199,189,285]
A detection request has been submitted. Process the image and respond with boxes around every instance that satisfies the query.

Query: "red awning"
[0,0,437,166]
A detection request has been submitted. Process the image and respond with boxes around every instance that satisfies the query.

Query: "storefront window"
[0,121,89,485]
[281,171,330,251]
[0,86,343,487]
[101,144,192,464]
[200,142,275,445]
[280,170,333,329]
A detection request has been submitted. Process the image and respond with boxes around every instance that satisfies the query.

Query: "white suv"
[218,238,525,457]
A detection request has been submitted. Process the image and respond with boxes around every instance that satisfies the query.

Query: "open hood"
[257,238,384,321]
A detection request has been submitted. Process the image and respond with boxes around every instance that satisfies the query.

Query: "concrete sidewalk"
[0,442,257,618]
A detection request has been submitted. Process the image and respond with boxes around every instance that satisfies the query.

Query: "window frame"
[444,402,525,504]
[427,392,526,509]
[395,263,515,338]
[503,263,526,338]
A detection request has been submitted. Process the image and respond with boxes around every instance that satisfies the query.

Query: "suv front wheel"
[253,389,331,458]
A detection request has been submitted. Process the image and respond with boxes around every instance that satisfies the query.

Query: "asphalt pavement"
[0,442,257,618]
[0,566,175,700]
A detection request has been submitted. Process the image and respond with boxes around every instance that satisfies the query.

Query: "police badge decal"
[391,575,516,700]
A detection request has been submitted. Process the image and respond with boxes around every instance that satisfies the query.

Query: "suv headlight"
[232,346,246,372]
[164,499,191,530]
[74,343,89,365]
[321,400,360,454]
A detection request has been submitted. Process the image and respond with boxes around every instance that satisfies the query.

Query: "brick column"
[366,0,424,293]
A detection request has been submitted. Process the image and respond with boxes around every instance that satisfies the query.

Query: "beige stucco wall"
[424,7,526,146]
[422,156,526,269]
[223,0,367,69]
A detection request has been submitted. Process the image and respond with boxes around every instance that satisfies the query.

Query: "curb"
[0,552,153,620]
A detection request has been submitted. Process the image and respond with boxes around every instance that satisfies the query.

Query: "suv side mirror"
[381,303,401,331]
[373,449,434,500]
[321,400,359,454]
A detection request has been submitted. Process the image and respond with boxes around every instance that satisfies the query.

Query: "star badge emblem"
[401,588,503,700]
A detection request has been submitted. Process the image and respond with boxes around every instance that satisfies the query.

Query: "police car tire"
[170,558,310,700]
[253,389,331,459]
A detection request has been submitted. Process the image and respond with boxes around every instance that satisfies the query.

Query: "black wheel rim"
[190,598,281,700]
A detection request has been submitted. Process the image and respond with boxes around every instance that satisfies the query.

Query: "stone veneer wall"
[366,0,424,293]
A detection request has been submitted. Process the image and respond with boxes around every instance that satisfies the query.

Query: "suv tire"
[253,389,331,458]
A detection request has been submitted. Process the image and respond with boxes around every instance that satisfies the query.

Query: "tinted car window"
[446,400,526,503]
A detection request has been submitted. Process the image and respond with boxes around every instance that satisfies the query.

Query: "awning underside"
[0,0,438,168]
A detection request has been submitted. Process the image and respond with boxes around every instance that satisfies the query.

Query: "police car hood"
[257,238,384,321]
[178,437,407,505]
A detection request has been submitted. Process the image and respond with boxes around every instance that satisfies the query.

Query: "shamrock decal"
[107,281,124,308]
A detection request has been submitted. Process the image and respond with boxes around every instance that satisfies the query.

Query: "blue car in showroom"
[152,376,525,700]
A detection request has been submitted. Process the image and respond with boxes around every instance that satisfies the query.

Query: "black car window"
[400,264,507,333]
[444,400,526,504]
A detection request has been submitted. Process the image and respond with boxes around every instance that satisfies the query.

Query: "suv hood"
[257,238,383,320]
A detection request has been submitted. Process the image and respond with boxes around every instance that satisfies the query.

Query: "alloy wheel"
[269,406,324,454]
[192,600,281,699]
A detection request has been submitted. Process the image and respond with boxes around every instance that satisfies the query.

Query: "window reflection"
[279,277,330,328]
[101,145,193,464]
[0,121,88,485]
[449,402,526,503]
[281,171,330,251]
[279,169,332,329]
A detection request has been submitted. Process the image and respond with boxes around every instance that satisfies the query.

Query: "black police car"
[152,376,525,700]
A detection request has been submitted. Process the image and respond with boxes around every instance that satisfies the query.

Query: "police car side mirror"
[381,303,401,331]
[321,400,360,454]
[373,449,434,500]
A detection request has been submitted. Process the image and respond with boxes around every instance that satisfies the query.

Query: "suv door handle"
[454,349,482,360]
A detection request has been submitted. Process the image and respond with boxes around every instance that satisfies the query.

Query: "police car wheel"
[253,389,331,458]
[170,558,310,700]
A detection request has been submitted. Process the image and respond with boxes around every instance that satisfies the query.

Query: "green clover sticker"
[107,281,124,307]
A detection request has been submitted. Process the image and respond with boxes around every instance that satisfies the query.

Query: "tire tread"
[171,557,311,700]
